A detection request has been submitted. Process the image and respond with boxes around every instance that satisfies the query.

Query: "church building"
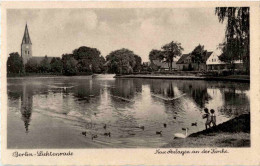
[20,23,56,65]
[21,23,32,64]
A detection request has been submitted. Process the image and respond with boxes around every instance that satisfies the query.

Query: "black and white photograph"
[5,7,251,149]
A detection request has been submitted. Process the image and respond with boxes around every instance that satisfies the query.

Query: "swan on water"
[174,128,189,139]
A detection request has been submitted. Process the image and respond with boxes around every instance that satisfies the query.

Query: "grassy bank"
[163,114,250,147]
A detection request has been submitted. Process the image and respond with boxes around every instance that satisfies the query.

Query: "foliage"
[50,57,63,73]
[188,63,193,71]
[25,58,39,73]
[7,52,24,74]
[215,7,249,74]
[133,55,142,72]
[191,44,207,70]
[149,49,164,62]
[62,54,78,75]
[99,56,106,73]
[39,56,51,73]
[72,46,104,73]
[106,48,138,74]
[161,41,183,71]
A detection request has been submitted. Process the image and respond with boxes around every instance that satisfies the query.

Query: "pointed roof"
[176,54,190,64]
[22,23,32,44]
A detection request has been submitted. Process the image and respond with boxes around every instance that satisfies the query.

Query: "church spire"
[22,23,32,44]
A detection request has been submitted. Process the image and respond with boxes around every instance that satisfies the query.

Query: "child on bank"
[202,108,211,129]
[210,109,217,127]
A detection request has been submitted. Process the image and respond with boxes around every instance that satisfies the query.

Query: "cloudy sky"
[7,8,226,62]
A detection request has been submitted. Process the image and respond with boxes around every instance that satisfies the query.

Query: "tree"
[133,55,142,72]
[25,58,38,73]
[161,41,183,71]
[39,55,51,73]
[218,39,240,72]
[62,54,78,75]
[191,44,207,71]
[50,57,63,73]
[7,52,24,74]
[72,46,103,73]
[215,7,249,74]
[149,49,164,62]
[99,56,106,73]
[106,48,137,74]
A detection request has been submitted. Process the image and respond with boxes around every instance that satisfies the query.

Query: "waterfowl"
[137,125,145,130]
[173,117,177,119]
[174,128,189,139]
[91,134,98,140]
[82,131,87,136]
[163,123,167,128]
[103,124,107,129]
[128,132,136,136]
[104,132,111,137]
[156,131,162,135]
[191,122,197,126]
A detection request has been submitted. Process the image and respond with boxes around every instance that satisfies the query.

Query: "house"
[150,60,177,71]
[176,52,213,71]
[206,52,243,71]
[176,54,192,70]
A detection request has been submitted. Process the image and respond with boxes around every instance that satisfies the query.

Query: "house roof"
[31,56,57,64]
[152,60,176,68]
[176,51,213,64]
[176,54,190,64]
[203,51,213,62]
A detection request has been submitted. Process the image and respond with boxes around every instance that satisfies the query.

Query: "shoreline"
[163,114,250,147]
[7,75,93,79]
[114,74,250,83]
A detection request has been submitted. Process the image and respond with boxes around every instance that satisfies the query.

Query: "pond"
[7,75,250,148]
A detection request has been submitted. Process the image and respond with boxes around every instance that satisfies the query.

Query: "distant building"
[30,56,56,64]
[20,23,58,65]
[176,54,191,70]
[21,23,32,64]
[206,52,243,71]
[150,60,177,71]
[176,52,213,71]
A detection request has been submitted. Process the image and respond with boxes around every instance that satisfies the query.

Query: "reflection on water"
[7,75,250,148]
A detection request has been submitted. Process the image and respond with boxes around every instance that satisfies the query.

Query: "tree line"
[7,46,143,76]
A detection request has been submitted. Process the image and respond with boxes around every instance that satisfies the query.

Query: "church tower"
[21,23,32,64]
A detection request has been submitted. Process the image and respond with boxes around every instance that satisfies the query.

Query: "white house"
[206,52,243,71]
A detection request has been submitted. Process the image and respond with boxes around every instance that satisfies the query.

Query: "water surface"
[7,75,250,148]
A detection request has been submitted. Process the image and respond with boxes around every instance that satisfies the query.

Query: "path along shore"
[114,74,250,83]
[162,114,250,147]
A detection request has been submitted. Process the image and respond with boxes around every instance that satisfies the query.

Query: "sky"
[7,8,226,62]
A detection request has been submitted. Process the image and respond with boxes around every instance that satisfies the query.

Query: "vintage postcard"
[1,1,260,165]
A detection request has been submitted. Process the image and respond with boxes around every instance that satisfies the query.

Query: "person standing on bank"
[202,108,211,129]
[210,109,217,127]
